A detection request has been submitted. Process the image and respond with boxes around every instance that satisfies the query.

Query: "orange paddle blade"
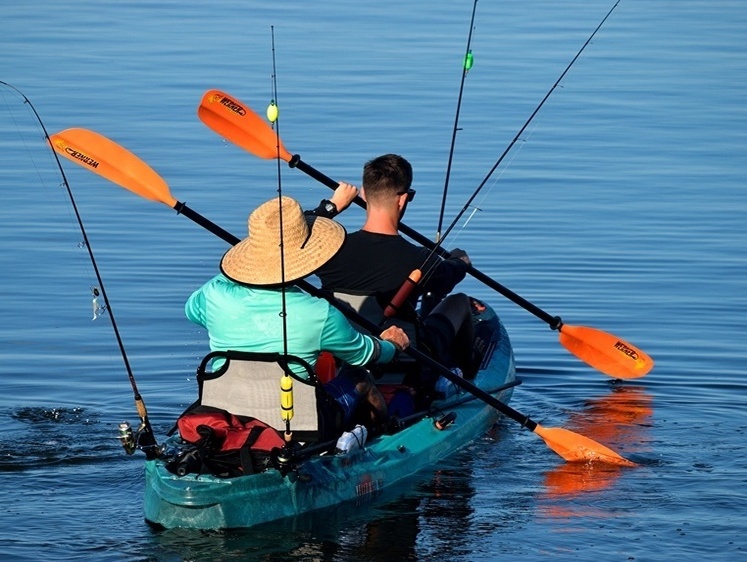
[198,89,293,162]
[534,424,636,467]
[559,324,653,379]
[50,128,176,208]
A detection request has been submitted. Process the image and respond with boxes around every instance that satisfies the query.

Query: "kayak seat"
[195,350,342,444]
[332,292,420,385]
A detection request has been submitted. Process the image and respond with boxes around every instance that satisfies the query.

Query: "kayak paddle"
[48,127,238,244]
[49,126,637,466]
[196,89,654,380]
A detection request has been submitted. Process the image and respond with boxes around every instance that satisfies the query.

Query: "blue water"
[2,0,746,560]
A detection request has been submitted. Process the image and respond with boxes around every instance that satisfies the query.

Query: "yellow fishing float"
[266,100,279,123]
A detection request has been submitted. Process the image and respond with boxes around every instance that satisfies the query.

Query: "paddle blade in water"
[198,89,293,162]
[559,324,653,379]
[534,425,636,467]
[50,128,176,208]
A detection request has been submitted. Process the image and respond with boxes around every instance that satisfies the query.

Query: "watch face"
[325,202,336,214]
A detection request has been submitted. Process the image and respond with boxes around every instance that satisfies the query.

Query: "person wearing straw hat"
[185,196,409,429]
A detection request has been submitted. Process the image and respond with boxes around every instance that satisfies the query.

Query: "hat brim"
[220,215,345,286]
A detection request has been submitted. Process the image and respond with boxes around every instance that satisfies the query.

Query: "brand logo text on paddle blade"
[219,96,246,116]
[614,341,638,361]
[65,147,99,169]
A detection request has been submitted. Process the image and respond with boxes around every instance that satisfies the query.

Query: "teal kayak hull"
[144,305,516,530]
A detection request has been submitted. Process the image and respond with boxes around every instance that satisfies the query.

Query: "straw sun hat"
[220,196,345,286]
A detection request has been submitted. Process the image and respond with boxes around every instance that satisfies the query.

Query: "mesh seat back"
[197,350,322,442]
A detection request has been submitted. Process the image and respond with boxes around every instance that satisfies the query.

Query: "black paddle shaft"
[172,198,538,433]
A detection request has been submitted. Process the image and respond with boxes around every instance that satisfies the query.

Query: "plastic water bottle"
[435,367,463,398]
[335,424,368,453]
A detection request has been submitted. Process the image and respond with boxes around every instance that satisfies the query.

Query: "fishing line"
[0,89,118,320]
[0,81,159,458]
[436,0,478,243]
[2,87,117,319]
[447,114,544,242]
[0,88,50,185]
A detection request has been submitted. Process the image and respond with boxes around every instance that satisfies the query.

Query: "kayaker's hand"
[449,247,472,266]
[380,325,409,351]
[330,182,359,213]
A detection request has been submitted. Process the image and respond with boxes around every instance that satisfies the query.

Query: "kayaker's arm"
[306,182,360,219]
[319,304,407,366]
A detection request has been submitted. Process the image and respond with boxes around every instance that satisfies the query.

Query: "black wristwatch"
[319,199,338,218]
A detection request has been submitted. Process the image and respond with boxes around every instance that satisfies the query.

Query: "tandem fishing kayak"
[143,300,517,530]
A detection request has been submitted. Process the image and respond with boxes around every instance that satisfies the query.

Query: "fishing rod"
[47,126,636,466]
[436,0,478,243]
[401,0,479,322]
[268,26,288,358]
[0,81,159,459]
[283,376,522,464]
[433,0,622,255]
[266,27,297,450]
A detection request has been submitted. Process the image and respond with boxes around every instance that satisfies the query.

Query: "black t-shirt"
[315,230,467,317]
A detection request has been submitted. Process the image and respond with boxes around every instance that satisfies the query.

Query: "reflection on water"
[539,385,653,517]
[152,463,480,560]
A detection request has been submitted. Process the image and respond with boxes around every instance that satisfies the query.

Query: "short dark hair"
[362,154,413,198]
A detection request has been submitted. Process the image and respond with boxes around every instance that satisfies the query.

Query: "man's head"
[361,154,414,210]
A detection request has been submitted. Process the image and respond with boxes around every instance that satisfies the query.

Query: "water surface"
[2,1,746,560]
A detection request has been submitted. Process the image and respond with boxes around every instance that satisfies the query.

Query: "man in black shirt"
[312,154,481,384]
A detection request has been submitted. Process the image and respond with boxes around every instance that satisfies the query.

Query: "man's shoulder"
[322,230,424,272]
[347,230,421,252]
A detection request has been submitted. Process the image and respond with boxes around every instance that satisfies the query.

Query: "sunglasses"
[397,189,416,202]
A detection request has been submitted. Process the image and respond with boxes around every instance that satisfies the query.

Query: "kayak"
[143,299,517,530]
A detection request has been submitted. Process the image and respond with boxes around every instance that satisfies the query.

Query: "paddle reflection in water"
[539,385,653,518]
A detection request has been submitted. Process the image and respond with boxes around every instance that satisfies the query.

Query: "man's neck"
[362,206,400,235]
